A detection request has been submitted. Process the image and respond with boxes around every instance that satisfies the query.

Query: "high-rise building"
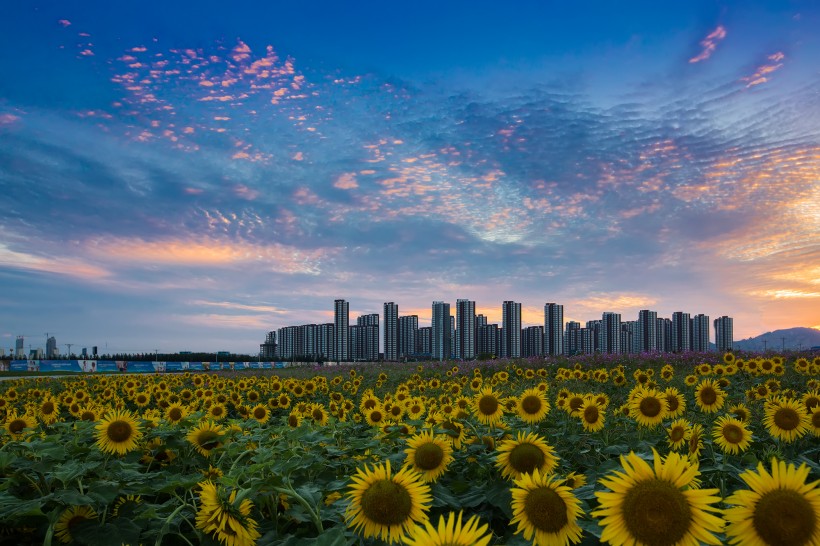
[455,299,476,360]
[477,324,499,357]
[621,321,637,354]
[317,323,334,360]
[398,315,418,359]
[46,336,57,359]
[418,326,433,356]
[334,299,349,362]
[384,302,398,361]
[356,314,379,361]
[714,316,733,352]
[431,302,451,361]
[600,312,622,354]
[656,318,672,352]
[636,310,658,353]
[671,312,691,352]
[15,336,24,359]
[501,301,522,358]
[544,303,564,356]
[565,321,582,355]
[261,331,277,359]
[522,326,544,357]
[690,314,710,352]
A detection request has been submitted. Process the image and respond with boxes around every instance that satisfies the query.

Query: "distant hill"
[732,327,820,352]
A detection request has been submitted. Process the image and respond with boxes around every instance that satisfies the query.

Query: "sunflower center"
[288,415,299,427]
[509,443,546,474]
[699,388,717,405]
[42,402,55,414]
[568,397,584,411]
[621,478,691,546]
[414,442,444,470]
[360,479,412,526]
[197,430,221,450]
[312,409,324,421]
[722,424,744,444]
[666,396,679,412]
[521,395,542,414]
[524,486,569,533]
[805,397,819,411]
[81,411,95,421]
[478,395,499,415]
[584,405,599,423]
[669,427,685,442]
[106,420,134,443]
[812,412,820,428]
[8,419,26,434]
[753,489,816,546]
[639,397,662,417]
[169,408,183,421]
[774,408,800,430]
[370,410,384,423]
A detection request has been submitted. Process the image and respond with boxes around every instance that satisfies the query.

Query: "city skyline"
[1,2,818,354]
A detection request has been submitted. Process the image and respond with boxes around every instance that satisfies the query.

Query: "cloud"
[0,114,20,126]
[741,52,786,88]
[58,19,71,27]
[689,25,727,63]
[83,236,329,274]
[0,244,110,280]
[190,300,286,313]
[333,172,359,190]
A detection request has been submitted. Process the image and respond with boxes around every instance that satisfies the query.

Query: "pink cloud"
[234,184,260,200]
[0,114,20,126]
[58,19,71,27]
[689,25,727,63]
[184,187,204,195]
[741,52,786,88]
[0,244,109,280]
[292,151,304,161]
[333,172,359,190]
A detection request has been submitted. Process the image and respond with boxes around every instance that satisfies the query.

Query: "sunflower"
[207,403,228,421]
[712,416,752,455]
[164,403,188,424]
[694,379,726,413]
[686,423,705,463]
[511,468,583,546]
[38,397,61,424]
[309,403,330,426]
[186,421,225,456]
[666,419,691,451]
[727,403,751,423]
[4,412,37,440]
[435,418,467,450]
[286,410,302,428]
[365,406,388,427]
[496,431,559,481]
[111,494,142,517]
[78,405,101,422]
[593,449,723,546]
[473,387,505,426]
[563,471,587,489]
[196,480,261,546]
[663,387,686,419]
[95,409,142,455]
[723,352,736,364]
[565,394,586,416]
[401,510,492,546]
[403,430,453,483]
[249,404,269,424]
[133,391,151,408]
[763,397,810,442]
[516,387,551,424]
[629,388,667,428]
[811,408,820,437]
[724,458,820,546]
[54,505,97,544]
[346,460,432,544]
[579,400,605,432]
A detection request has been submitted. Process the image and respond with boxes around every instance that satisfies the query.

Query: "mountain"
[732,327,820,352]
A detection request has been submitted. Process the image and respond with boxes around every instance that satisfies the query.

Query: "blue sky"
[1,1,818,354]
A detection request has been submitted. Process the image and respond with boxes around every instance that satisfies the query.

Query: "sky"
[1,1,818,355]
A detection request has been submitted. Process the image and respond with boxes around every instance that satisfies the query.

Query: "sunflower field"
[0,352,819,546]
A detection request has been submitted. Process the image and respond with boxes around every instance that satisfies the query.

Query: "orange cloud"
[292,151,304,161]
[689,25,727,63]
[190,300,285,314]
[85,236,328,274]
[0,244,109,280]
[333,172,359,190]
[741,52,786,88]
[234,184,260,200]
